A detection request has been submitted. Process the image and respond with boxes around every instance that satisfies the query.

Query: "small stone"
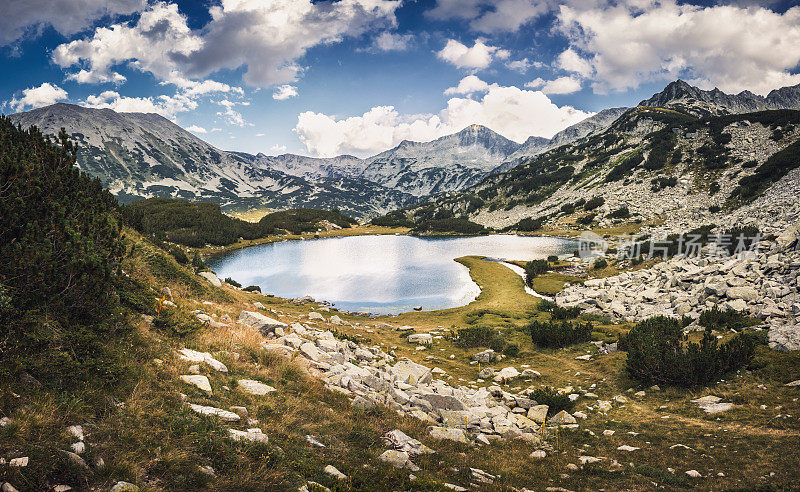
[617,445,639,452]
[53,486,71,492]
[530,450,547,459]
[685,470,702,478]
[1,483,20,492]
[603,430,615,436]
[67,425,84,441]
[180,375,212,393]
[110,482,140,492]
[324,465,347,480]
[306,435,326,448]
[237,379,276,396]
[71,441,86,454]
[228,428,268,444]
[9,457,28,467]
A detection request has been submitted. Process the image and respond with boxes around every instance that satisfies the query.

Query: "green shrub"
[529,386,575,416]
[243,285,262,293]
[709,181,721,196]
[576,213,596,225]
[698,307,758,331]
[456,326,500,348]
[513,216,545,232]
[608,207,630,219]
[413,217,487,235]
[370,210,415,228]
[523,259,549,287]
[547,255,559,263]
[550,305,582,320]
[731,138,800,203]
[166,244,189,264]
[192,251,207,271]
[584,196,605,211]
[593,258,608,269]
[503,343,520,357]
[537,299,558,312]
[224,277,242,288]
[153,309,205,336]
[526,320,593,348]
[620,316,758,387]
[709,205,721,213]
[0,118,126,387]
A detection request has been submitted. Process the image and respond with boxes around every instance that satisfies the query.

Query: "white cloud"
[506,58,543,73]
[273,85,299,100]
[555,48,593,78]
[270,144,287,153]
[556,1,800,94]
[444,75,490,95]
[426,0,552,33]
[437,39,509,70]
[255,132,265,137]
[9,82,69,111]
[186,125,207,134]
[216,99,252,127]
[372,31,414,51]
[83,90,197,118]
[525,76,582,95]
[295,82,591,157]
[0,0,145,46]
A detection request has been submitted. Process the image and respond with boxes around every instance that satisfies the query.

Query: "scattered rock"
[324,465,347,480]
[237,379,276,396]
[198,271,222,287]
[180,375,213,394]
[187,404,240,422]
[228,428,268,444]
[110,482,140,492]
[685,470,702,478]
[428,426,469,444]
[238,311,287,334]
[530,450,547,459]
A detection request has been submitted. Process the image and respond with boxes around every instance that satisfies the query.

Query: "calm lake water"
[208,234,576,314]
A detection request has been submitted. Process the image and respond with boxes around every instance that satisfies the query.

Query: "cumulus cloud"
[556,1,800,94]
[426,0,552,33]
[270,144,287,153]
[9,82,69,111]
[437,39,509,70]
[444,75,490,95]
[273,85,299,100]
[185,125,207,134]
[83,90,197,118]
[371,31,414,51]
[295,79,591,157]
[525,76,582,95]
[0,0,145,46]
[53,0,401,88]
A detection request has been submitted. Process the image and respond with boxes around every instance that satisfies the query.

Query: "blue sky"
[2,0,799,157]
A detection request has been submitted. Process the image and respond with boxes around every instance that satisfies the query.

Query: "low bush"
[243,285,262,293]
[456,326,504,350]
[584,196,605,211]
[413,217,487,235]
[529,386,575,416]
[513,216,545,232]
[551,305,582,320]
[698,307,758,331]
[153,309,205,336]
[593,258,608,270]
[224,277,242,288]
[620,316,758,387]
[503,343,520,357]
[523,259,549,286]
[526,320,593,348]
[709,205,721,213]
[166,244,189,264]
[576,213,596,225]
[608,207,630,219]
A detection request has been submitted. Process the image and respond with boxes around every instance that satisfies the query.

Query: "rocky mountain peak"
[640,79,800,115]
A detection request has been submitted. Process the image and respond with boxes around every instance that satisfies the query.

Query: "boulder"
[324,465,347,480]
[527,405,549,424]
[493,367,520,382]
[549,410,577,425]
[390,360,432,385]
[110,483,140,492]
[237,379,276,396]
[420,394,466,411]
[180,375,212,394]
[726,286,758,301]
[308,312,325,321]
[187,404,240,422]
[228,428,268,444]
[472,349,495,363]
[379,450,412,469]
[407,333,432,345]
[238,311,287,334]
[428,426,469,444]
[198,271,222,287]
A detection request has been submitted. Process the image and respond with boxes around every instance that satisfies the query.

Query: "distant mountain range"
[8,79,800,219]
[639,79,800,116]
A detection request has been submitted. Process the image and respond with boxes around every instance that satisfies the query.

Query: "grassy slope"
[2,232,799,491]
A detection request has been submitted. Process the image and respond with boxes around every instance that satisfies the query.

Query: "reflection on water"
[208,234,576,314]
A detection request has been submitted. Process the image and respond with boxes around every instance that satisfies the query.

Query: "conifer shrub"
[526,320,593,348]
[698,307,758,331]
[619,316,758,387]
[523,259,549,286]
[529,386,575,416]
[0,118,126,387]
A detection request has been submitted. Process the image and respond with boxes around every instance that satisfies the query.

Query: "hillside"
[7,104,415,220]
[390,82,800,236]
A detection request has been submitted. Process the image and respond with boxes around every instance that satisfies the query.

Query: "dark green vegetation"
[412,217,487,235]
[455,326,507,353]
[730,138,800,203]
[620,316,758,387]
[699,307,759,331]
[0,117,126,388]
[538,300,581,320]
[123,198,355,247]
[529,386,576,416]
[523,259,549,287]
[526,320,593,348]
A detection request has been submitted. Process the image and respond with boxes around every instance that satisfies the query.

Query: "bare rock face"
[198,271,222,287]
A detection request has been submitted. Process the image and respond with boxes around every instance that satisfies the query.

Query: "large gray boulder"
[238,311,287,334]
[198,271,222,287]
